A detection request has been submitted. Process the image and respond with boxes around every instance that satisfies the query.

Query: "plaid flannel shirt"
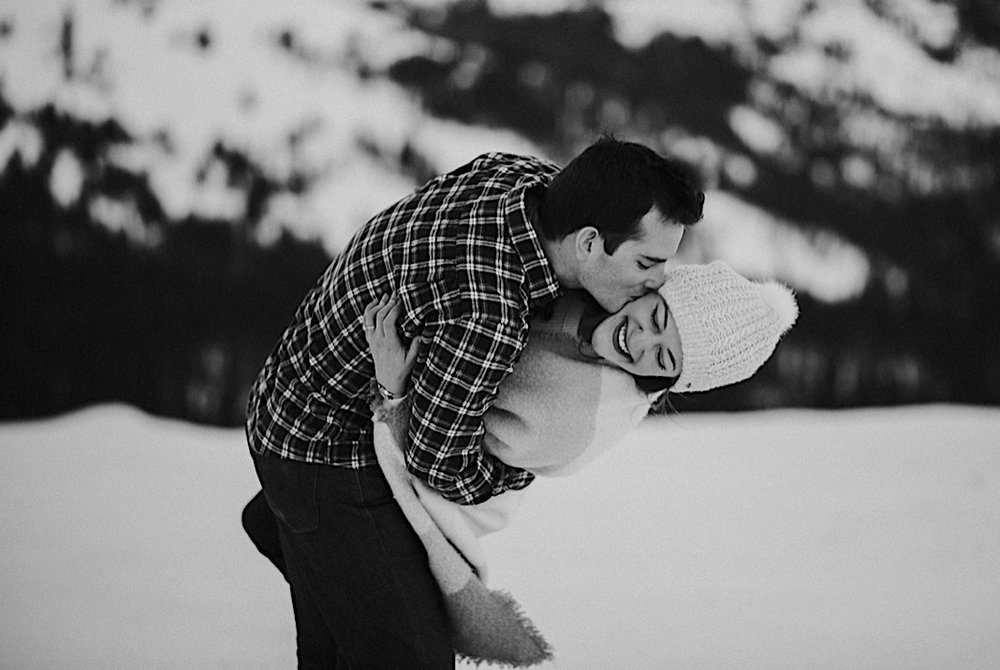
[246,152,562,505]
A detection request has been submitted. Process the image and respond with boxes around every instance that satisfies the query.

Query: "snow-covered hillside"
[2,404,998,669]
[7,0,998,302]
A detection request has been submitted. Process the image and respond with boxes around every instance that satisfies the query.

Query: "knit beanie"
[660,261,798,394]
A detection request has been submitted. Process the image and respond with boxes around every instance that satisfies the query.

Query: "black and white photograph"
[2,1,999,668]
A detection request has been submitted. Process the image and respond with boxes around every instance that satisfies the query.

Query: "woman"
[368,260,798,482]
[364,260,798,665]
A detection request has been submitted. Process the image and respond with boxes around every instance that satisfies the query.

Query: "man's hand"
[363,293,421,398]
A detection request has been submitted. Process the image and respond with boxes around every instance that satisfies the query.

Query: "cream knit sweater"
[481,292,651,478]
[372,294,651,664]
[375,293,651,579]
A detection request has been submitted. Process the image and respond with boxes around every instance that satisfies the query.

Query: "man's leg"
[242,489,287,580]
[252,451,454,670]
[243,485,345,666]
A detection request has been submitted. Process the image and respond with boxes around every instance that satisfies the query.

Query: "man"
[242,136,704,668]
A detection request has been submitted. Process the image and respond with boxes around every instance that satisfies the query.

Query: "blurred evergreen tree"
[0,107,330,425]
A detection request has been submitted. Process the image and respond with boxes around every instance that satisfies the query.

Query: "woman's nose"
[633,327,654,351]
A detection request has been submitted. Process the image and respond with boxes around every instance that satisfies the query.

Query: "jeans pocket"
[252,452,320,534]
[353,467,427,561]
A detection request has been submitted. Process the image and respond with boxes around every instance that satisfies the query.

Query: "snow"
[770,1,1000,127]
[676,190,872,303]
[0,120,44,169]
[2,404,999,669]
[728,105,787,157]
[601,0,1000,128]
[48,149,85,208]
[606,0,754,49]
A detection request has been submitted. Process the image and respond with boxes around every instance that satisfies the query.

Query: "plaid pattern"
[246,153,562,504]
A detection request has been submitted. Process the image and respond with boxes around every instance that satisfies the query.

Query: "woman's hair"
[538,135,705,253]
[632,373,678,395]
[646,387,676,415]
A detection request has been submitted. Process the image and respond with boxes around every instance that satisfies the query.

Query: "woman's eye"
[637,261,652,270]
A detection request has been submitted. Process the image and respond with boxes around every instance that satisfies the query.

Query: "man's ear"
[574,227,601,260]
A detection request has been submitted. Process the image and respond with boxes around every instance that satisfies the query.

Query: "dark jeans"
[243,450,454,669]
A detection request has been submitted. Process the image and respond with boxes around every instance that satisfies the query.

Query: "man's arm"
[405,316,534,505]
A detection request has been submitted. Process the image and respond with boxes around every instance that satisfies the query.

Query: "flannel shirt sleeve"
[406,316,535,505]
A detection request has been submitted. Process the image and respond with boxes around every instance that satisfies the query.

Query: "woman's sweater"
[371,293,651,664]
[376,293,651,555]
[481,292,651,477]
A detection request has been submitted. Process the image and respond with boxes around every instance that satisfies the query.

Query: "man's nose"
[643,274,666,291]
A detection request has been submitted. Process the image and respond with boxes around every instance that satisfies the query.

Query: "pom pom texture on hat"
[659,261,798,394]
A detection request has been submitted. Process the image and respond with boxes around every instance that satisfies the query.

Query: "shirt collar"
[505,180,562,309]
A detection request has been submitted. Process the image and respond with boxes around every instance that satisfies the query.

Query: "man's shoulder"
[438,151,559,188]
[470,151,560,179]
[373,152,553,220]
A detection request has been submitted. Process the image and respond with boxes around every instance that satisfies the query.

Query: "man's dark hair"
[537,136,705,254]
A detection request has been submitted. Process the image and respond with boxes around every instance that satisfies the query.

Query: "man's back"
[246,152,562,504]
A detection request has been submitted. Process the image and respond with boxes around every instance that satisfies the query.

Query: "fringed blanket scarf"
[371,294,650,666]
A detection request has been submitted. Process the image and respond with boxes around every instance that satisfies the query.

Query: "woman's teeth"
[616,319,631,361]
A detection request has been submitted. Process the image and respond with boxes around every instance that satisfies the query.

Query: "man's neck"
[537,236,580,290]
[524,187,579,290]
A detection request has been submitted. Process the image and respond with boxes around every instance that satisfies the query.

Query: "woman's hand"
[363,293,421,398]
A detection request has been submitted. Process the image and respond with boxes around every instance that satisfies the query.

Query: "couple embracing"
[242,137,797,668]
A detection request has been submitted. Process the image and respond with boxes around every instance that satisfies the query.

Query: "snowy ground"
[2,403,999,669]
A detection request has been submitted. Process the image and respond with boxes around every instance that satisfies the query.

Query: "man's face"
[577,208,685,313]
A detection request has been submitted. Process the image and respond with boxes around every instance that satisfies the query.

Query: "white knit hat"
[660,261,798,394]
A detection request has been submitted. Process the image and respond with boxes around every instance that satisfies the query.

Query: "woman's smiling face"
[590,291,683,378]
